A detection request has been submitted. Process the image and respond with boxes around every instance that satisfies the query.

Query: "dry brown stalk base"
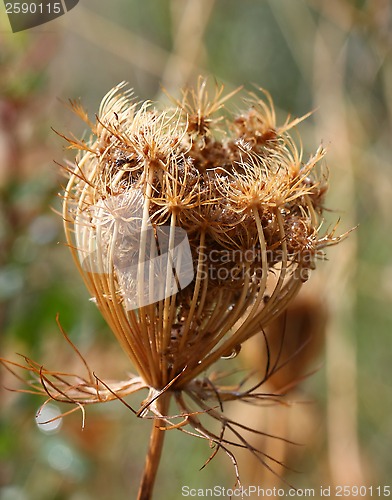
[137,393,171,500]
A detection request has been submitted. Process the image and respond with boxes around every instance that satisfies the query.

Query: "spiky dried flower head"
[61,79,340,392]
[1,78,346,489]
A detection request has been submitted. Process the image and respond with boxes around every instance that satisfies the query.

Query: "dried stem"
[137,392,171,500]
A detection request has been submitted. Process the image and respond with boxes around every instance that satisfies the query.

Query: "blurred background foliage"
[0,0,391,499]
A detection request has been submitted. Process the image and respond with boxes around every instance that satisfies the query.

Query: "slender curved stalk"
[137,392,171,500]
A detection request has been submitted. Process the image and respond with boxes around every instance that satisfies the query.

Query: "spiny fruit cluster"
[2,79,345,497]
[61,78,339,391]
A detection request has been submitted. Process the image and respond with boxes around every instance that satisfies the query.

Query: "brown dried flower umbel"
[2,78,345,499]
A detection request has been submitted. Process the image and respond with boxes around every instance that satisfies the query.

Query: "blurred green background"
[1,1,391,499]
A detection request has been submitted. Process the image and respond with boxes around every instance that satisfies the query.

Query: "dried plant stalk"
[2,78,346,499]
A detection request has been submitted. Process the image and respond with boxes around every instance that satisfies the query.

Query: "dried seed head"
[62,79,342,391]
[1,78,348,488]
